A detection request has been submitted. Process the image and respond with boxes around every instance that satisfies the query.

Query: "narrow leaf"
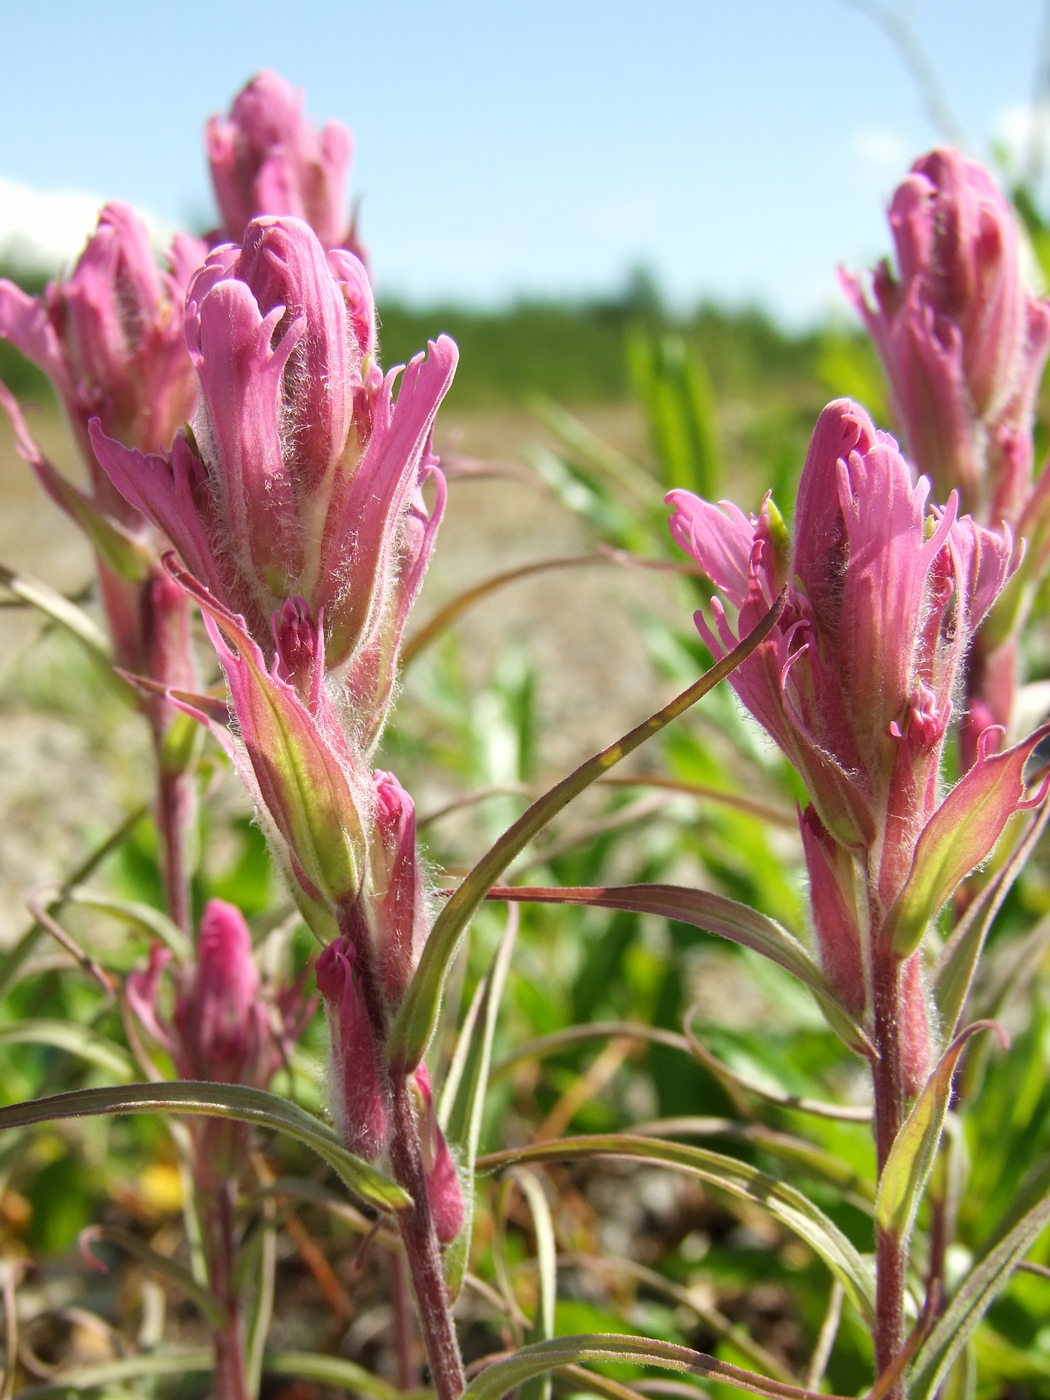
[264,1351,425,1400]
[0,1019,134,1080]
[513,1169,558,1400]
[388,591,787,1074]
[0,562,129,694]
[81,1225,225,1327]
[0,804,147,1003]
[934,800,1050,1036]
[403,555,607,665]
[66,887,192,961]
[0,1082,409,1213]
[17,1351,212,1396]
[488,884,868,1052]
[464,1333,851,1400]
[876,1022,1004,1249]
[477,1134,875,1322]
[0,382,152,582]
[885,728,1050,957]
[908,1185,1050,1397]
[438,907,519,1298]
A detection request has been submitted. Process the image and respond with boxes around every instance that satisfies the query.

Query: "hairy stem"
[872,949,906,1400]
[205,1182,249,1400]
[391,1248,420,1391]
[389,1076,465,1400]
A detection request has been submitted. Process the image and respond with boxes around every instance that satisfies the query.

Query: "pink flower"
[667,399,1031,910]
[126,899,311,1088]
[91,216,456,723]
[127,898,313,1182]
[207,71,360,256]
[0,204,204,685]
[842,149,1050,526]
[0,202,202,526]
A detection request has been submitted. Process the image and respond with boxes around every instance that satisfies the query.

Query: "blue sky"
[0,0,1044,324]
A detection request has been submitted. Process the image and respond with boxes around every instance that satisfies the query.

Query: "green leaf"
[437,907,519,1297]
[16,1351,213,1397]
[934,801,1050,1036]
[264,1351,427,1400]
[403,554,607,666]
[884,729,1050,958]
[627,330,721,498]
[463,1333,848,1400]
[512,1170,558,1400]
[388,591,787,1074]
[0,1019,134,1080]
[876,1022,1003,1250]
[0,1082,409,1213]
[909,1182,1050,1399]
[15,1350,418,1400]
[487,883,869,1054]
[81,1225,225,1327]
[246,1198,277,1399]
[477,1134,875,1323]
[0,562,132,697]
[0,806,147,1003]
[65,887,192,960]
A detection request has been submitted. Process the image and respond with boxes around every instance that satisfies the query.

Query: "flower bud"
[369,771,428,1008]
[316,935,388,1160]
[413,1064,465,1245]
[843,149,1050,525]
[0,202,201,521]
[173,900,268,1084]
[207,71,357,254]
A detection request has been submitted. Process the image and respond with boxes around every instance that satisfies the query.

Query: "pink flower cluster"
[0,72,463,1234]
[669,398,1048,1086]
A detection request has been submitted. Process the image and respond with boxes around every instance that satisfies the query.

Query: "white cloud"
[0,175,176,273]
[992,100,1050,182]
[587,196,659,238]
[849,126,913,196]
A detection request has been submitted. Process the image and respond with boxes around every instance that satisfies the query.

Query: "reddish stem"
[871,948,906,1400]
[204,1183,250,1400]
[155,757,195,935]
[388,1076,465,1400]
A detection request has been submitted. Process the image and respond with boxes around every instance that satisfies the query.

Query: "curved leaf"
[387,589,788,1075]
[403,554,606,665]
[934,800,1050,1036]
[66,887,192,961]
[908,1183,1050,1398]
[885,730,1050,958]
[477,1134,875,1322]
[81,1225,224,1327]
[463,1333,850,1400]
[17,1350,212,1397]
[487,884,869,1053]
[0,1082,409,1213]
[438,906,519,1297]
[876,1022,1003,1250]
[0,1019,134,1080]
[507,1169,557,1400]
[263,1350,422,1400]
[0,805,148,1002]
